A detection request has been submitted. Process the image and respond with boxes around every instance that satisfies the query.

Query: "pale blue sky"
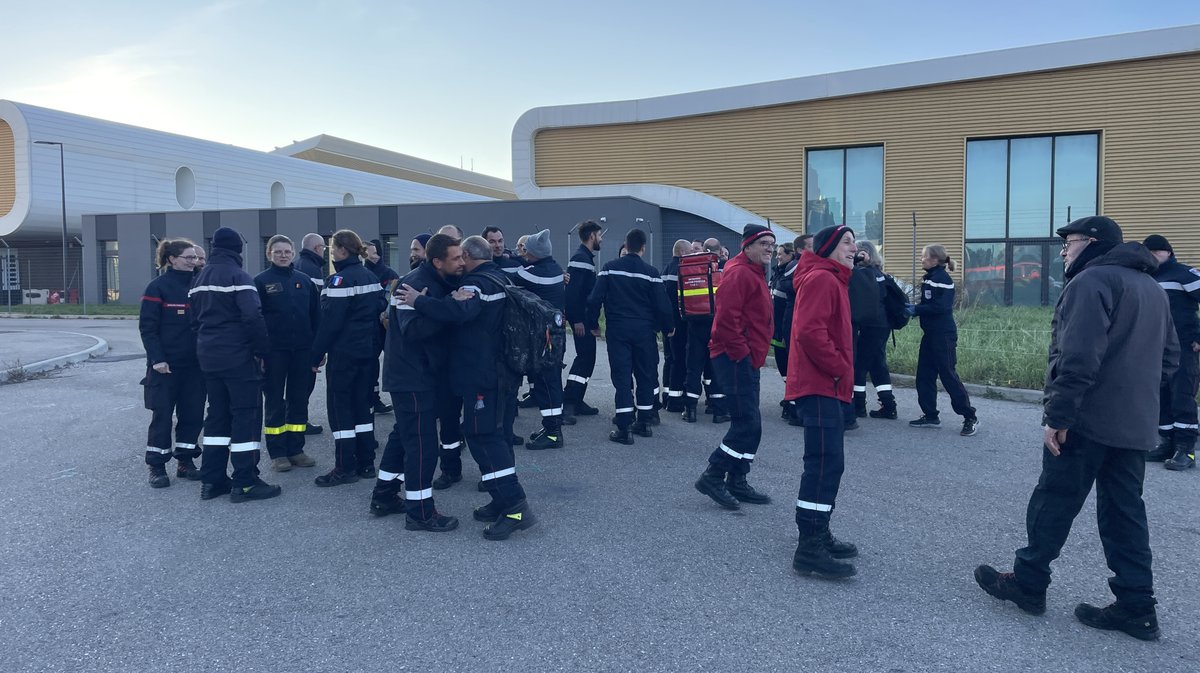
[2,1,1197,180]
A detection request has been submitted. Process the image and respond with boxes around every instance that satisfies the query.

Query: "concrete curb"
[0,313,138,320]
[0,332,110,382]
[886,373,1042,405]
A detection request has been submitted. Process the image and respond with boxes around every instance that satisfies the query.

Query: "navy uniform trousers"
[143,366,206,466]
[706,354,761,475]
[262,348,316,459]
[685,317,724,411]
[199,364,264,489]
[462,388,526,510]
[1159,348,1200,451]
[326,354,377,474]
[607,327,659,429]
[794,395,848,536]
[531,357,565,434]
[915,331,975,421]
[378,390,441,519]
[665,321,689,406]
[1013,432,1155,612]
[564,330,597,406]
[436,387,466,477]
[853,326,894,410]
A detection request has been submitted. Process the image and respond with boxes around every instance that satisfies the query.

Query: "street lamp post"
[34,141,68,304]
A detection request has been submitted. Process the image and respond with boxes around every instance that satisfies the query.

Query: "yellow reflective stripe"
[264,426,287,435]
[681,287,718,297]
[284,424,307,433]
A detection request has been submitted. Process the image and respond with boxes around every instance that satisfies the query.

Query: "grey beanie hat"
[525,229,552,258]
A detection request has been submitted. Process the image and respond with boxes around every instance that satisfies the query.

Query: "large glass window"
[964,132,1099,305]
[101,241,120,304]
[806,145,883,244]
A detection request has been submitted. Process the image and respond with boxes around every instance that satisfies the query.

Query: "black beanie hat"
[369,238,383,253]
[1143,235,1173,255]
[741,224,774,250]
[211,227,242,254]
[812,225,854,258]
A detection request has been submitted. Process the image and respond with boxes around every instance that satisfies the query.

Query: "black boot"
[1074,602,1160,641]
[792,533,856,579]
[314,469,360,487]
[630,420,653,438]
[682,406,697,423]
[817,527,858,558]
[483,501,537,540]
[230,478,282,503]
[199,480,231,500]
[694,464,740,510]
[609,426,635,445]
[175,457,202,481]
[405,511,460,532]
[147,464,170,489]
[369,479,405,517]
[787,404,804,427]
[1165,447,1196,471]
[473,500,502,522]
[973,564,1046,615]
[561,403,578,426]
[432,471,462,490]
[868,402,898,420]
[711,404,731,424]
[665,397,685,413]
[574,400,600,416]
[853,392,867,418]
[527,428,564,450]
[1147,437,1174,462]
[725,473,771,504]
[645,409,661,426]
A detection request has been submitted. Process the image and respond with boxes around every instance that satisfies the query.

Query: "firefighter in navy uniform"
[139,239,205,488]
[1144,235,1200,470]
[311,229,386,487]
[562,221,604,423]
[396,235,537,540]
[189,227,280,502]
[365,239,400,415]
[254,235,321,472]
[771,242,798,422]
[683,239,730,424]
[587,229,675,444]
[294,233,328,436]
[371,233,464,532]
[515,229,568,450]
[661,239,692,414]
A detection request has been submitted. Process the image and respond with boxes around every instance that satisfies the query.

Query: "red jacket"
[786,251,853,402]
[708,251,773,368]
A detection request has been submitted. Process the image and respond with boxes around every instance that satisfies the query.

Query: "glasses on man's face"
[180,255,199,261]
[1061,238,1090,250]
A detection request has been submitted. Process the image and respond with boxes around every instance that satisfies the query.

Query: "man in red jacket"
[694,224,777,510]
[788,224,860,579]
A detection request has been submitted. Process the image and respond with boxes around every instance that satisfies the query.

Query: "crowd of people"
[138,213,1193,640]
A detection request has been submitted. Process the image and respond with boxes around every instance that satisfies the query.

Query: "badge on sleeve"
[330,276,344,287]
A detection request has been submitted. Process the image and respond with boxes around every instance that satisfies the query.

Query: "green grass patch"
[887,306,1053,390]
[0,303,139,316]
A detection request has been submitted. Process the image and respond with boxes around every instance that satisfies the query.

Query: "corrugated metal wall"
[0,119,13,217]
[534,53,1200,270]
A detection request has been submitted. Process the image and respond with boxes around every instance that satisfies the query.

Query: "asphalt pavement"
[0,317,1197,673]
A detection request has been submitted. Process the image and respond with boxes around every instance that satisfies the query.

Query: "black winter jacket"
[771,259,797,347]
[189,248,271,372]
[311,256,385,366]
[254,264,320,351]
[296,248,327,288]
[913,264,957,334]
[1151,255,1200,347]
[514,255,565,311]
[663,256,683,325]
[1044,242,1179,450]
[587,253,674,335]
[383,261,452,394]
[139,268,199,369]
[849,265,888,328]
[365,258,400,288]
[565,244,597,326]
[411,261,509,396]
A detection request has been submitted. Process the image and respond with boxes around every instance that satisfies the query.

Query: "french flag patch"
[330,276,344,287]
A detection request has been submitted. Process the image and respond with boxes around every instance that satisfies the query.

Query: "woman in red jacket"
[787,224,860,580]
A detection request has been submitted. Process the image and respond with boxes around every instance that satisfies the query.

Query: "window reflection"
[805,146,883,245]
[965,140,1006,238]
[806,149,843,232]
[1054,134,1098,229]
[964,242,1006,306]
[1009,138,1052,238]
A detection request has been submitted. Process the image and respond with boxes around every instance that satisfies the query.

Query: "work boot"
[973,565,1046,615]
[574,400,600,416]
[289,452,316,467]
[1147,437,1174,462]
[230,478,282,503]
[792,534,856,579]
[817,527,858,559]
[853,393,867,418]
[304,424,324,435]
[473,500,501,522]
[358,464,377,479]
[314,469,360,487]
[630,420,653,438]
[147,464,170,489]
[682,407,698,423]
[1074,602,1160,641]
[609,427,635,445]
[508,434,524,447]
[199,481,231,500]
[725,473,770,504]
[909,415,941,429]
[561,404,577,426]
[432,472,462,490]
[527,430,564,450]
[694,465,740,510]
[1165,447,1195,471]
[483,501,537,540]
[373,401,393,415]
[175,457,202,481]
[788,407,804,427]
[369,480,405,517]
[712,412,731,424]
[271,457,293,472]
[405,511,460,533]
[868,403,898,420]
[644,409,661,426]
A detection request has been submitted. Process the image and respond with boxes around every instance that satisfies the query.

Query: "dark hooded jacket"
[1150,255,1200,347]
[189,248,271,372]
[383,261,453,394]
[1043,242,1180,450]
[296,248,326,288]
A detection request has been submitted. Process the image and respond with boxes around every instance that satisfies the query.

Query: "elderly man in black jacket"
[974,216,1179,642]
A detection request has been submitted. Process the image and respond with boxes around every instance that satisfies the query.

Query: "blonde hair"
[923,244,956,272]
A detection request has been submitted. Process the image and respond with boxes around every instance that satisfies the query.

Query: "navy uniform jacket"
[383,260,452,394]
[565,244,597,327]
[587,253,674,336]
[771,259,797,347]
[189,248,271,372]
[311,256,385,366]
[296,248,327,288]
[139,268,199,369]
[662,256,683,324]
[913,264,957,334]
[494,253,524,276]
[254,264,320,351]
[365,258,400,288]
[1152,256,1200,347]
[514,255,566,311]
[411,260,509,396]
[849,265,887,328]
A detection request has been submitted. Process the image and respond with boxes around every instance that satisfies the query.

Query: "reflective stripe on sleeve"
[518,268,564,285]
[568,261,596,272]
[598,269,663,283]
[321,284,383,298]
[189,284,257,296]
[922,280,955,289]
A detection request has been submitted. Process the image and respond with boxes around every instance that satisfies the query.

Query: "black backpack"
[881,274,910,330]
[483,273,567,381]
